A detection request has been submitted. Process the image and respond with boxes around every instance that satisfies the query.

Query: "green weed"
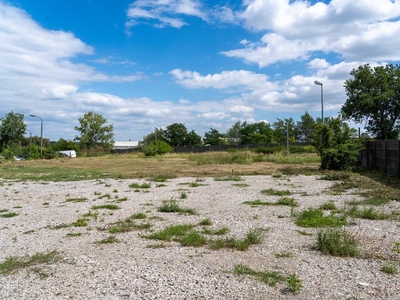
[319,201,337,210]
[214,175,243,181]
[158,200,196,215]
[129,182,151,189]
[198,218,212,226]
[95,235,119,244]
[261,188,291,196]
[0,212,18,218]
[316,228,360,257]
[295,208,347,228]
[91,204,120,210]
[380,264,398,274]
[65,197,88,203]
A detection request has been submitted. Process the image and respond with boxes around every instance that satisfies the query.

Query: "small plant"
[145,224,194,242]
[72,218,88,227]
[275,252,293,258]
[0,212,18,218]
[65,197,88,203]
[115,197,128,203]
[95,235,119,244]
[287,273,303,294]
[319,201,337,210]
[202,226,229,236]
[91,204,120,210]
[261,188,291,196]
[152,175,169,182]
[42,202,49,206]
[209,228,263,251]
[393,242,400,253]
[107,214,151,233]
[271,172,283,178]
[319,173,349,181]
[158,200,196,215]
[179,231,207,247]
[198,218,212,226]
[23,230,35,234]
[243,199,274,206]
[189,182,201,187]
[0,250,62,277]
[380,264,398,274]
[146,243,167,249]
[66,233,82,237]
[47,223,71,230]
[316,228,360,257]
[180,192,187,199]
[276,197,298,207]
[82,211,99,220]
[295,208,347,228]
[214,175,243,181]
[296,230,313,236]
[94,191,101,196]
[129,182,151,189]
[346,207,391,220]
[131,212,146,219]
[113,189,118,193]
[233,264,286,287]
[232,183,249,187]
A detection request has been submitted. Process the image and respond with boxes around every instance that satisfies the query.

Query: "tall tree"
[272,118,296,144]
[296,112,316,143]
[226,121,244,145]
[0,111,26,150]
[204,128,224,145]
[239,122,273,144]
[163,123,188,147]
[74,111,114,149]
[342,64,400,139]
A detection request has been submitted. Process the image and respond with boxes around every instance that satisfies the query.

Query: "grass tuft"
[261,188,291,196]
[91,204,120,210]
[158,200,196,215]
[316,228,360,257]
[295,208,347,228]
[129,182,151,189]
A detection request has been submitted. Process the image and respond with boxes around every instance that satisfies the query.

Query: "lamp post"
[314,80,324,124]
[30,114,43,157]
[26,129,32,157]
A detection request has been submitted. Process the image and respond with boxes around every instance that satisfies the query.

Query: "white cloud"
[308,59,330,70]
[223,0,400,67]
[126,0,206,29]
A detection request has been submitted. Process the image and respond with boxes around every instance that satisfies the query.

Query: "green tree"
[0,111,26,151]
[50,138,78,151]
[186,130,202,146]
[313,117,363,170]
[74,112,114,150]
[272,118,297,144]
[239,122,274,144]
[296,112,316,143]
[140,127,165,147]
[226,121,244,145]
[203,128,224,145]
[342,64,400,139]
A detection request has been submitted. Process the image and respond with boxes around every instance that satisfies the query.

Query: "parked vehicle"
[14,154,29,161]
[57,150,77,158]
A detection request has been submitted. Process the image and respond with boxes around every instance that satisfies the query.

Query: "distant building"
[113,141,140,150]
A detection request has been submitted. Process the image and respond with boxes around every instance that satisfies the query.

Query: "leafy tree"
[50,138,78,151]
[226,121,244,145]
[142,141,173,156]
[140,127,165,147]
[272,118,297,144]
[239,122,274,144]
[296,112,316,143]
[164,123,188,147]
[342,64,400,139]
[203,128,225,145]
[74,112,114,150]
[0,111,26,152]
[186,130,202,146]
[313,117,363,170]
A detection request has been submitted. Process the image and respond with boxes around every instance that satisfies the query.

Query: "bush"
[252,146,283,154]
[143,141,173,156]
[320,144,360,170]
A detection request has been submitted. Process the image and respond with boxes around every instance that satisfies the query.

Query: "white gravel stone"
[0,175,399,299]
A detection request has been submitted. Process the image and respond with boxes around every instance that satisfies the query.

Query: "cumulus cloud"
[223,0,400,67]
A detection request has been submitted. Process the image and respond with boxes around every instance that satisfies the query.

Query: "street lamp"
[314,80,324,123]
[30,114,43,157]
[26,129,32,157]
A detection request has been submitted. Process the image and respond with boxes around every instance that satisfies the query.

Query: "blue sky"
[1,0,400,141]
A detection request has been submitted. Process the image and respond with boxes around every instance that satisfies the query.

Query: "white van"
[57,150,77,158]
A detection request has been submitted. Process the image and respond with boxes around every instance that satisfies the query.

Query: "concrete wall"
[361,140,400,177]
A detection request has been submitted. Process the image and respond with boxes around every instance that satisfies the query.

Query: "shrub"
[142,141,173,157]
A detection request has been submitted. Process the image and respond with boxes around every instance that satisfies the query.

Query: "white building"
[113,141,140,150]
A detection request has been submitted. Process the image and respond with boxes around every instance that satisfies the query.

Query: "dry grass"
[0,152,320,181]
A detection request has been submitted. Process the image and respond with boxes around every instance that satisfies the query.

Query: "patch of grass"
[189,182,201,187]
[152,175,169,182]
[319,173,350,181]
[380,264,398,274]
[319,201,337,210]
[95,235,119,244]
[72,218,88,227]
[129,182,151,189]
[275,252,293,258]
[209,228,263,251]
[0,250,62,277]
[316,228,360,257]
[65,197,88,203]
[47,223,71,230]
[295,208,347,228]
[115,197,128,203]
[202,226,229,236]
[261,188,291,196]
[179,231,207,247]
[98,194,111,199]
[107,214,152,233]
[146,243,167,249]
[66,233,82,237]
[158,200,196,215]
[145,224,195,242]
[296,230,313,236]
[276,197,298,207]
[42,202,50,206]
[0,209,9,213]
[156,184,166,187]
[346,207,392,220]
[243,199,275,206]
[131,212,146,219]
[232,183,249,187]
[198,218,212,226]
[287,273,303,294]
[0,212,18,218]
[23,230,35,234]
[180,192,187,199]
[363,197,391,206]
[91,204,120,210]
[81,211,99,220]
[214,175,243,181]
[233,264,286,287]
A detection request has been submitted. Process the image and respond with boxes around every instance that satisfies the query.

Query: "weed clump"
[295,208,347,228]
[158,200,196,215]
[316,228,360,257]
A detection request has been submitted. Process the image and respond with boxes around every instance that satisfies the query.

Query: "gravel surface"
[0,175,399,299]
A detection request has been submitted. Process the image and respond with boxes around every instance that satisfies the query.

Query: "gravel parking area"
[1,175,399,299]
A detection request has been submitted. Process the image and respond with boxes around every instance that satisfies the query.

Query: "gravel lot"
[0,175,399,299]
